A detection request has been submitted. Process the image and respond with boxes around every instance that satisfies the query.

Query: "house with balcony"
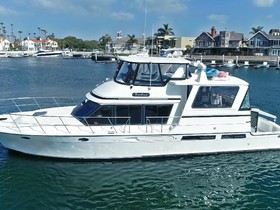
[248,29,280,56]
[193,26,244,55]
[21,38,36,52]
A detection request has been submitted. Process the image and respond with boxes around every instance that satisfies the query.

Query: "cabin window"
[72,102,173,126]
[192,86,239,108]
[240,90,250,110]
[145,105,173,124]
[71,100,100,121]
[116,105,142,124]
[90,105,114,124]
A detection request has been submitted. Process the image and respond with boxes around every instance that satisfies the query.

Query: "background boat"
[91,53,117,62]
[33,49,63,57]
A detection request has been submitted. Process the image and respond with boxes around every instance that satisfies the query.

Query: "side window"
[145,105,173,124]
[192,86,239,108]
[90,105,114,125]
[240,90,250,110]
[116,105,142,124]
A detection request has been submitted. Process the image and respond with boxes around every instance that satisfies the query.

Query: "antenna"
[143,0,147,48]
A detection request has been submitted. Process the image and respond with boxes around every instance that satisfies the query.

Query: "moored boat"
[222,59,236,68]
[0,56,280,159]
[0,52,8,58]
[91,53,117,62]
[33,49,63,57]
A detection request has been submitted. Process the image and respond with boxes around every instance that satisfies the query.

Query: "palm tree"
[38,27,41,38]
[127,34,138,50]
[47,33,55,40]
[250,26,264,34]
[41,29,47,40]
[0,22,3,36]
[99,34,112,52]
[154,24,175,36]
[17,31,22,41]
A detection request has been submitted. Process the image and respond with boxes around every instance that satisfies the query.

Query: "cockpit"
[115,60,190,86]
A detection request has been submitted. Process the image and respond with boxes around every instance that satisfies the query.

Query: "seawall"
[191,55,280,66]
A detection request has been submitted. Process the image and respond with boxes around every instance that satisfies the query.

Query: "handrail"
[0,98,181,134]
[3,113,179,135]
[0,97,82,114]
[251,108,277,122]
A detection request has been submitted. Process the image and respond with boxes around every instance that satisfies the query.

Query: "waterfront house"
[110,37,145,55]
[21,38,36,51]
[248,29,280,56]
[193,26,244,55]
[21,37,59,52]
[45,39,59,50]
[0,37,11,51]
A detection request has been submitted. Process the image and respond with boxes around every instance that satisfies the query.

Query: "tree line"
[56,24,175,51]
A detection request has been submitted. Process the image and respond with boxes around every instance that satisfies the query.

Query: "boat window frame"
[192,86,239,109]
[72,101,174,126]
[114,60,190,86]
[239,88,251,110]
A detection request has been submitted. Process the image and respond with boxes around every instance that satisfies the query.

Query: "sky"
[0,0,279,41]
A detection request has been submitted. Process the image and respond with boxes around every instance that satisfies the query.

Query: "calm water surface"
[0,57,280,209]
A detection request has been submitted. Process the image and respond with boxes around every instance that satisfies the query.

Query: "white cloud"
[252,0,277,7]
[208,14,228,24]
[0,5,18,15]
[111,12,134,20]
[28,0,116,15]
[134,0,188,13]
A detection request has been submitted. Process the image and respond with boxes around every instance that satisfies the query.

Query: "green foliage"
[98,34,112,51]
[185,45,192,53]
[55,36,99,51]
[250,26,264,34]
[127,34,138,49]
[154,24,175,36]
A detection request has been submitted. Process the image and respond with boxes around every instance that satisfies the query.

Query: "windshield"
[115,61,189,86]
[71,100,100,121]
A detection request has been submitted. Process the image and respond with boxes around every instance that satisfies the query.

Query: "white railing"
[5,114,132,134]
[251,108,277,122]
[0,97,82,114]
[0,97,180,135]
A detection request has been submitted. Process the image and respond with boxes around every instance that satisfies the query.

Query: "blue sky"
[0,0,279,40]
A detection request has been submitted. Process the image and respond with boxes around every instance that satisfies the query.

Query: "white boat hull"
[1,132,280,159]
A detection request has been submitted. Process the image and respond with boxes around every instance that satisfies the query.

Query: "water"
[1,58,280,209]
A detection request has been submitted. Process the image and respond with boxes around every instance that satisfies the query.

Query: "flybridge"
[115,56,192,86]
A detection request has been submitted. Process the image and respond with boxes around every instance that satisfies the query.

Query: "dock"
[191,55,280,67]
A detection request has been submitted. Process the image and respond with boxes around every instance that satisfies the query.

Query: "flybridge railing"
[0,97,83,114]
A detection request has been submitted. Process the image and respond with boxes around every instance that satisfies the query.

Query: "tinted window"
[73,102,173,126]
[71,100,99,121]
[145,105,173,123]
[192,86,239,108]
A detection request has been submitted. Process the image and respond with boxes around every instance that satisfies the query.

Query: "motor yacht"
[0,56,280,159]
[33,49,62,57]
